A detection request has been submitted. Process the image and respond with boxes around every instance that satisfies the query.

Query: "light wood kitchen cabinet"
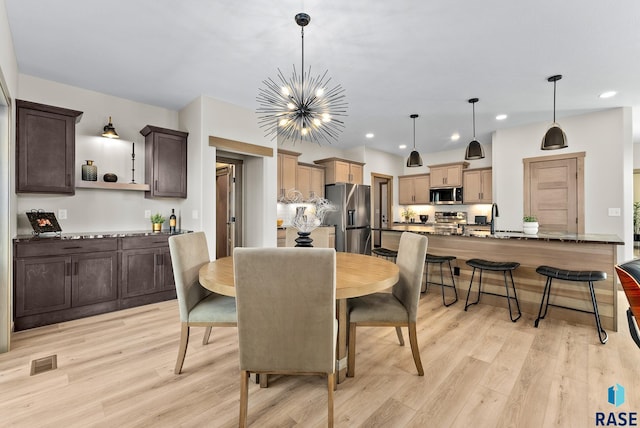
[140,125,188,198]
[16,99,83,195]
[277,229,286,247]
[463,168,492,203]
[277,149,300,200]
[398,174,430,204]
[428,162,469,188]
[297,162,325,199]
[314,157,364,185]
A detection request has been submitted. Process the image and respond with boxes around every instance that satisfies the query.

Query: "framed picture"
[26,211,62,234]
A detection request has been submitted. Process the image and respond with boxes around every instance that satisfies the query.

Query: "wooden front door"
[524,152,584,234]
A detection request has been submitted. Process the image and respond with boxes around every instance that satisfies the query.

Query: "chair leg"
[408,322,424,376]
[259,373,269,388]
[464,268,481,311]
[421,262,429,293]
[534,277,552,327]
[588,281,608,344]
[202,326,212,345]
[347,322,356,377]
[395,326,405,346]
[444,260,458,307]
[327,373,335,428]
[504,270,522,322]
[174,323,190,375]
[239,370,249,428]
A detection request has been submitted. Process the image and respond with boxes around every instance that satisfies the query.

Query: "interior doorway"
[523,151,584,234]
[215,156,243,259]
[371,173,393,248]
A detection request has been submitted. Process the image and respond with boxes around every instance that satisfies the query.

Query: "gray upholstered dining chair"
[234,247,337,428]
[168,232,237,374]
[347,232,428,377]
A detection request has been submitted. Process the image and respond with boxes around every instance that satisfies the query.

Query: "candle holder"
[130,141,136,184]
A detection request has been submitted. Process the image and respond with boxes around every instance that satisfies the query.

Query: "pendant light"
[541,74,567,150]
[406,114,423,167]
[101,116,119,139]
[465,98,485,160]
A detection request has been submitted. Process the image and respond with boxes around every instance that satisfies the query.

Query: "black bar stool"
[371,247,398,262]
[464,259,521,322]
[535,265,608,344]
[423,254,458,307]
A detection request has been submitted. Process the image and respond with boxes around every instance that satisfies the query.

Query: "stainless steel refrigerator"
[324,183,371,254]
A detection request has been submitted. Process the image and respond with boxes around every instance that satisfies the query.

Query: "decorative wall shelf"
[76,182,150,191]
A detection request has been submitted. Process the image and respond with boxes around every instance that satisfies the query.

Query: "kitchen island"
[378,225,624,331]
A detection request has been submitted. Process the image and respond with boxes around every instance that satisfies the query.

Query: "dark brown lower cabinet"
[14,235,177,330]
[120,236,176,308]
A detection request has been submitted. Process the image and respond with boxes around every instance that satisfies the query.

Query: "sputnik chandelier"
[257,13,347,145]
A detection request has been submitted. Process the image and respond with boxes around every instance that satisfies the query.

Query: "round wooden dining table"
[199,251,399,382]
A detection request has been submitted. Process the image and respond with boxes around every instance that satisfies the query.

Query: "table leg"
[336,298,348,383]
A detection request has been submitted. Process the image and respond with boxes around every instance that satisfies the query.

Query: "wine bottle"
[169,209,177,233]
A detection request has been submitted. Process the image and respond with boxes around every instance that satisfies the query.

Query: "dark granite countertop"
[374,225,623,245]
[14,229,193,243]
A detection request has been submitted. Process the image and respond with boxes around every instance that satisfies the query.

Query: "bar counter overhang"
[378,225,624,331]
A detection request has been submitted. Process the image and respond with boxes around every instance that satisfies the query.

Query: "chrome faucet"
[490,203,499,234]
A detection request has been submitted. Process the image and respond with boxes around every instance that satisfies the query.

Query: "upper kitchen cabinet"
[428,161,469,188]
[314,157,364,185]
[140,125,188,198]
[297,162,325,199]
[16,100,83,194]
[398,174,430,205]
[463,168,492,204]
[277,149,300,200]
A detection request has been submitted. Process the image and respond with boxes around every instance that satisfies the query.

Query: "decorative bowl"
[103,173,118,183]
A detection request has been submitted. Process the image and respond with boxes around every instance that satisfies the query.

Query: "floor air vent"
[30,355,57,375]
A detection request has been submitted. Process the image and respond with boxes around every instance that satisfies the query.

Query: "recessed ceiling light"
[599,91,617,99]
[365,133,374,138]
[398,144,407,149]
[451,133,460,141]
[496,114,508,120]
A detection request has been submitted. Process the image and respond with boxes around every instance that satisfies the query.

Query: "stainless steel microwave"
[430,187,463,204]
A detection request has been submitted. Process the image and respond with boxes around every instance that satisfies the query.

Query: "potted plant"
[634,202,640,241]
[523,215,538,235]
[151,213,165,232]
[401,207,416,223]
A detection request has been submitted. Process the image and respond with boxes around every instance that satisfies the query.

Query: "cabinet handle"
[66,174,71,186]
[155,180,158,191]
[63,246,82,250]
[74,261,78,276]
[65,262,71,277]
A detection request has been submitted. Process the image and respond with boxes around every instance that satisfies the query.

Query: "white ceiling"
[5,0,640,156]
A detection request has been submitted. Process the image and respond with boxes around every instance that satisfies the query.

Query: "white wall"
[0,0,18,353]
[0,0,18,352]
[493,108,632,262]
[199,96,278,255]
[15,75,183,234]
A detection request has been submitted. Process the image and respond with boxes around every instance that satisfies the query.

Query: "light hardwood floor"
[0,289,638,427]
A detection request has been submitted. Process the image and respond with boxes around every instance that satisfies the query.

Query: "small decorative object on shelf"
[81,160,97,181]
[103,173,118,183]
[169,209,177,233]
[151,213,165,232]
[523,215,539,235]
[130,141,136,184]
